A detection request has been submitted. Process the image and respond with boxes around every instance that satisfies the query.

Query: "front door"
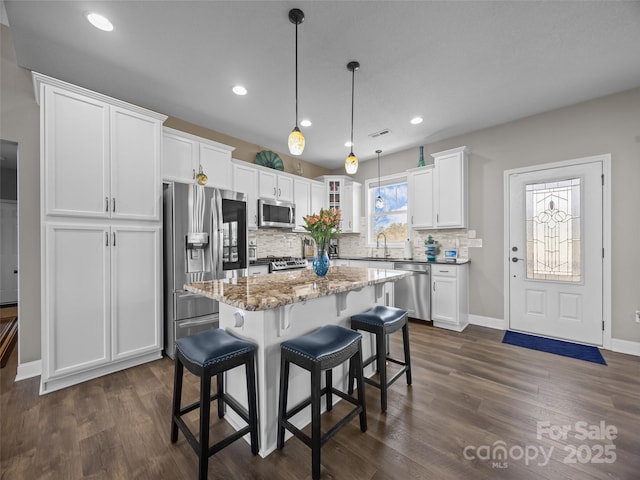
[507,158,603,345]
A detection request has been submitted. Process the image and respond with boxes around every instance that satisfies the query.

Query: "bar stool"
[349,305,412,411]
[171,328,259,480]
[277,325,367,480]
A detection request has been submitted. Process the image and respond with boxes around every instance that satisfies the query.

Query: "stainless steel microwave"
[258,198,296,229]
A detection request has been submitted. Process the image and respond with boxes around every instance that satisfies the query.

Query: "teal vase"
[417,146,425,167]
[312,247,330,277]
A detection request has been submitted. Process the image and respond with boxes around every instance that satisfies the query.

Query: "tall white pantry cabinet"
[34,73,167,394]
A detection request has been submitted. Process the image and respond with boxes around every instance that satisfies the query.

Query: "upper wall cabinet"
[162,127,234,189]
[34,74,166,221]
[407,146,468,230]
[258,169,294,203]
[408,165,434,229]
[315,175,361,233]
[432,146,468,229]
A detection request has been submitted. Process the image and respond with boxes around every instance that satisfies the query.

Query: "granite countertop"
[184,266,409,312]
[339,256,470,265]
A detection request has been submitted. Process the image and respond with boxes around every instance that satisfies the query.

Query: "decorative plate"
[255,150,284,171]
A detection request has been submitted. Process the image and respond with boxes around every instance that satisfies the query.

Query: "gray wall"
[1,24,41,363]
[340,88,640,342]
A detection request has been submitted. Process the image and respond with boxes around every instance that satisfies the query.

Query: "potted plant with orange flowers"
[302,208,341,276]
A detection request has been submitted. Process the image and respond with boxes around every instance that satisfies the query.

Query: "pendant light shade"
[288,9,305,156]
[345,61,360,174]
[375,150,384,209]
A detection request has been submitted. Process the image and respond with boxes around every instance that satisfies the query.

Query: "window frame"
[365,172,409,247]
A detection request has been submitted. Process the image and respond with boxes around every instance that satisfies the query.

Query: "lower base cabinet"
[41,223,162,393]
[431,263,469,331]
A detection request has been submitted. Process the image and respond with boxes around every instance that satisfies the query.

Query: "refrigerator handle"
[211,189,223,279]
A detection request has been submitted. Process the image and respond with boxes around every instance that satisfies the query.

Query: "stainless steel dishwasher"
[394,262,431,321]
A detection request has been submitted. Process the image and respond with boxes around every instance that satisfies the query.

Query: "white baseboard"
[469,314,506,330]
[610,338,640,357]
[15,360,42,381]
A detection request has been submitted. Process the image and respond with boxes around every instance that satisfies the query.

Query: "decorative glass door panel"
[525,178,581,282]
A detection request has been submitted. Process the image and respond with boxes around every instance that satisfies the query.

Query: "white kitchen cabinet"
[232,161,259,229]
[35,73,165,394]
[432,146,468,229]
[41,223,162,393]
[163,127,234,189]
[408,166,434,229]
[310,181,326,215]
[431,263,468,332]
[293,178,311,232]
[315,175,361,233]
[36,77,165,222]
[259,169,294,203]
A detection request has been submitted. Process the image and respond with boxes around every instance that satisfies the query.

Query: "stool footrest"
[209,425,252,457]
[363,365,408,390]
[178,393,219,417]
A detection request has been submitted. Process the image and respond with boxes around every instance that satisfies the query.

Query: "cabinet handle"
[105,232,109,246]
[433,282,436,292]
[105,197,109,212]
[112,232,116,246]
[273,187,276,196]
[254,214,257,224]
[440,270,449,273]
[112,197,116,212]
[193,168,196,179]
[278,188,281,197]
[411,215,414,225]
[437,213,439,223]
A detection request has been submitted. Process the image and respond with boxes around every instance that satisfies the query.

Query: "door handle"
[112,197,116,212]
[112,232,116,246]
[105,232,109,246]
[105,197,109,212]
[512,257,524,262]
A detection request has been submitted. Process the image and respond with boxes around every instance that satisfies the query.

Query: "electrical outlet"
[636,310,640,323]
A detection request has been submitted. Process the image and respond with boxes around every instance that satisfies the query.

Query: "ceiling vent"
[369,128,391,138]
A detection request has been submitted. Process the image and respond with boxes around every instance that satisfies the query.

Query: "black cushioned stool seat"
[277,325,367,480]
[349,305,412,411]
[171,328,259,480]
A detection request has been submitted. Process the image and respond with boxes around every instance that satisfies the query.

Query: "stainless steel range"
[267,256,308,272]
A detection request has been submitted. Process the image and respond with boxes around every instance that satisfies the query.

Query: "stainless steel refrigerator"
[163,182,248,358]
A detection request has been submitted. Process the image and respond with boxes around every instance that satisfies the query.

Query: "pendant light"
[287,8,305,156]
[375,150,384,209]
[345,61,360,174]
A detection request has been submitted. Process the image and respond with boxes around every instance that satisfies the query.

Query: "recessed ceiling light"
[300,119,312,127]
[232,85,247,96]
[344,141,353,147]
[410,116,423,125]
[86,12,114,32]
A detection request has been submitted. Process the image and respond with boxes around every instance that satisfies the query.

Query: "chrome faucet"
[376,232,389,258]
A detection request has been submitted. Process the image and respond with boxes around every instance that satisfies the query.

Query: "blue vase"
[312,249,330,277]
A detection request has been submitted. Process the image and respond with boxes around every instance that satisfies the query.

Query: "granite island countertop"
[185,266,409,312]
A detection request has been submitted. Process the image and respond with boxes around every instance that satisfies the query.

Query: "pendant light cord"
[295,22,299,127]
[378,151,381,191]
[350,67,355,151]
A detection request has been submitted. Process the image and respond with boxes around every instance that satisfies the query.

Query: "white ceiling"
[5,1,640,170]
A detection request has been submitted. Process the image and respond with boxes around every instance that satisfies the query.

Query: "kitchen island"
[185,265,409,457]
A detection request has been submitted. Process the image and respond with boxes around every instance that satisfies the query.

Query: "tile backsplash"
[337,217,470,261]
[253,218,470,261]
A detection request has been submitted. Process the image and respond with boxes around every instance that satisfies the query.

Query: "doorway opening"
[0,139,18,367]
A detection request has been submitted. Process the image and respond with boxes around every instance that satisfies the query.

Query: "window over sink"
[365,174,408,246]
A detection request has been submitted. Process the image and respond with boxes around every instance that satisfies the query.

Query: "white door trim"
[503,154,611,349]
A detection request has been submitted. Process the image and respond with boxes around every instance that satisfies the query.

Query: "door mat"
[502,330,606,365]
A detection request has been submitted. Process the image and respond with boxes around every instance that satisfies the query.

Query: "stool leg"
[347,356,355,395]
[325,368,333,411]
[354,346,367,432]
[171,355,184,443]
[245,354,259,455]
[402,322,412,385]
[199,371,212,480]
[376,330,388,411]
[277,355,290,450]
[311,365,322,480]
[217,372,225,419]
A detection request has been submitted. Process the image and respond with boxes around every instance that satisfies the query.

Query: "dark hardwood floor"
[1,322,639,479]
